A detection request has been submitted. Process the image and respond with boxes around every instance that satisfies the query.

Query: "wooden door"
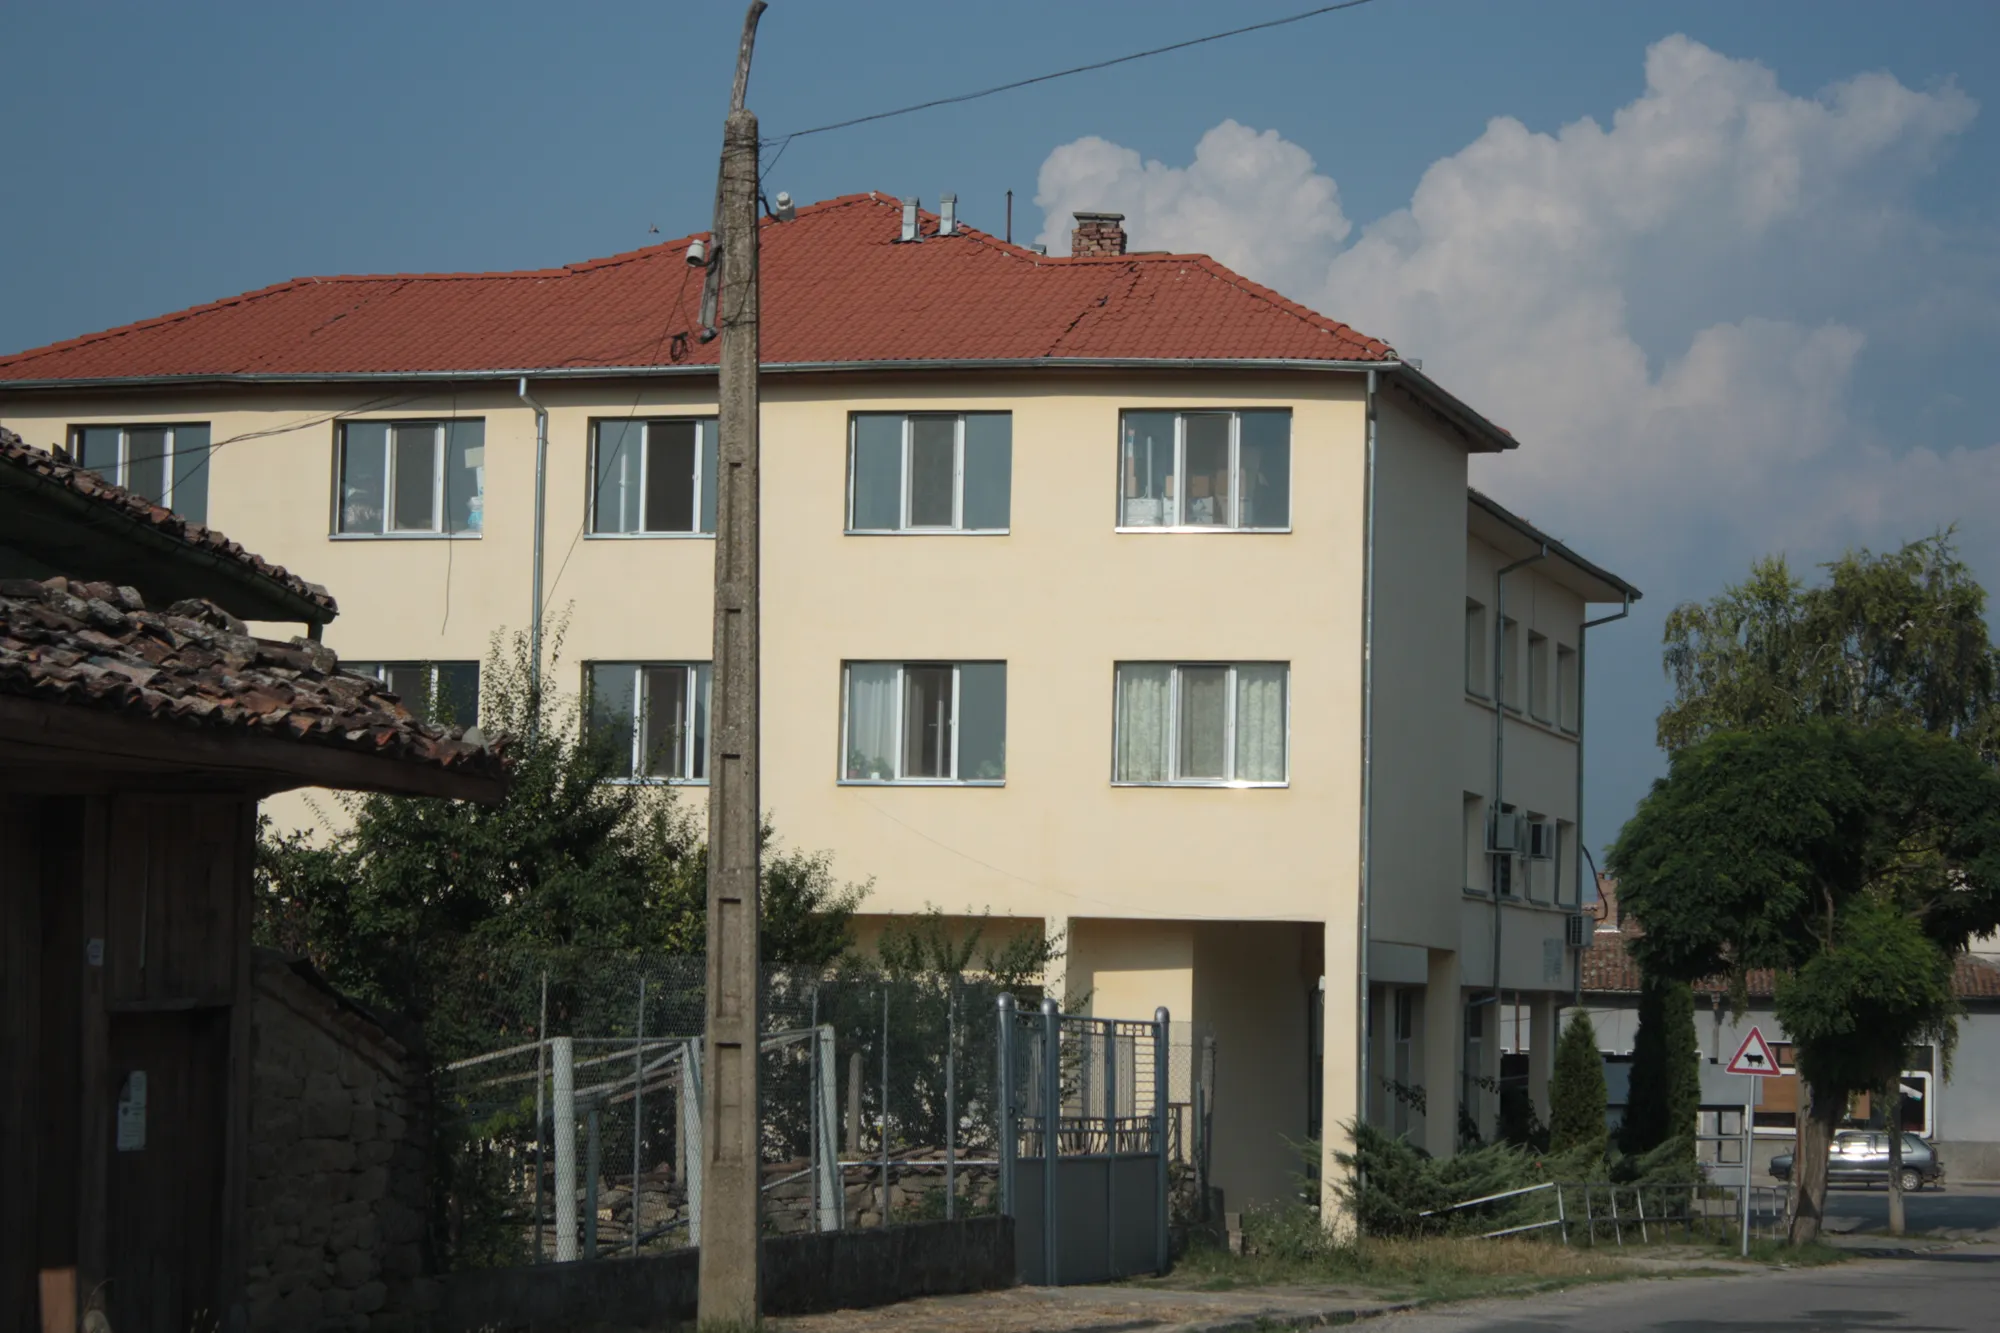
[104,1009,229,1333]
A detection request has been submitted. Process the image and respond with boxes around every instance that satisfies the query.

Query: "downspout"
[1572,595,1632,1004]
[517,377,549,706]
[1356,369,1380,1147]
[1483,545,1546,1120]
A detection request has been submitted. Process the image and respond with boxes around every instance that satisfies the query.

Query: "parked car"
[1770,1131,1942,1191]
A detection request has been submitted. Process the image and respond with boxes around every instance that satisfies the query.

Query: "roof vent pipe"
[900,197,921,243]
[939,194,957,236]
[774,191,795,222]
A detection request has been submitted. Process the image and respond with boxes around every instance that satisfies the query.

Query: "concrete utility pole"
[699,2,767,1326]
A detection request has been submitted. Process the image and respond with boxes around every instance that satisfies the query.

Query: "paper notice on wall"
[116,1071,147,1152]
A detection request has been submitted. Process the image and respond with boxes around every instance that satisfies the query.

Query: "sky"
[4,0,1997,861]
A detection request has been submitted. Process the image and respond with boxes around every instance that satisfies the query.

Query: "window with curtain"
[336,420,484,535]
[1113,662,1288,784]
[72,423,213,524]
[344,661,480,727]
[1117,409,1290,530]
[591,418,719,534]
[586,661,712,781]
[847,412,1011,532]
[841,661,1006,782]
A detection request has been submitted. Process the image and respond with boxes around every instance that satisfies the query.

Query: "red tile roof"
[0,194,1394,384]
[0,426,337,621]
[1580,895,2000,1002]
[0,575,502,786]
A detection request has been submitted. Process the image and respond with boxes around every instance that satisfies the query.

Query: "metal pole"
[553,1036,578,1262]
[1104,1018,1117,1273]
[847,1050,863,1157]
[946,980,958,1220]
[1042,996,1061,1285]
[631,976,646,1257]
[697,4,768,1324]
[997,994,1017,1218]
[534,970,548,1264]
[585,1105,602,1260]
[880,985,891,1228]
[1154,1007,1171,1276]
[1742,1075,1754,1257]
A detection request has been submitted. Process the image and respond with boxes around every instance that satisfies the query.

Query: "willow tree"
[1610,722,2000,1242]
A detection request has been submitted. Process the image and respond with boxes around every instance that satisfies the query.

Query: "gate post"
[1154,1007,1170,1274]
[552,1036,578,1262]
[1042,996,1061,1286]
[997,993,1016,1216]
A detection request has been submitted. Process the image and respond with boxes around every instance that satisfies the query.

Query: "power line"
[761,0,1382,151]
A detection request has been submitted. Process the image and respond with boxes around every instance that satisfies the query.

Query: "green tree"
[1548,1009,1608,1160]
[1618,974,1700,1165]
[1659,532,2000,757]
[1609,722,2000,1242]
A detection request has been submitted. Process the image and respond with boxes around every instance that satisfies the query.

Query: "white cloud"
[1035,36,1998,584]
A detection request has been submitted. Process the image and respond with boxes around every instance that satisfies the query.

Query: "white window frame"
[1114,409,1291,533]
[1111,661,1291,788]
[334,419,478,539]
[844,414,1008,535]
[590,661,710,784]
[344,660,480,726]
[838,661,1004,786]
[587,417,717,539]
[71,423,205,512]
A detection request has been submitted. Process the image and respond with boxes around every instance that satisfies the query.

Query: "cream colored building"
[0,196,1637,1211]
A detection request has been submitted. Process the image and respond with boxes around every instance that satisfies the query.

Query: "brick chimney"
[1071,211,1127,257]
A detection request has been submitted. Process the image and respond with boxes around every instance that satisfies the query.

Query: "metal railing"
[1420,1180,1793,1247]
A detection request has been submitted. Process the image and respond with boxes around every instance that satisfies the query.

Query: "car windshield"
[1904,1134,1927,1152]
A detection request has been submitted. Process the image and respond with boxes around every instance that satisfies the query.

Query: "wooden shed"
[0,428,505,1333]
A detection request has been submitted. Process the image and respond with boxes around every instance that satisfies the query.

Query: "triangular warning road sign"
[1727,1026,1782,1077]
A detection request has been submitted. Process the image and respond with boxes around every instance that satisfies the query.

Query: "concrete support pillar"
[1043,915,1072,1007]
[1318,917,1363,1234]
[1527,993,1556,1124]
[1422,950,1459,1158]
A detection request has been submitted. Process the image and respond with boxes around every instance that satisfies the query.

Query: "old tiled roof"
[0,426,337,619]
[0,575,501,781]
[0,194,1394,383]
[1580,901,2000,1001]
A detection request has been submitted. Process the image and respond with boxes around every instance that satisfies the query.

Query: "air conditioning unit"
[1565,913,1591,949]
[1486,811,1527,854]
[1528,820,1558,860]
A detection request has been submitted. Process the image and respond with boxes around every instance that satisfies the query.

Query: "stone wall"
[243,950,433,1332]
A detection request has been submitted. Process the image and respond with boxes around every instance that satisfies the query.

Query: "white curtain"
[1233,665,1288,782]
[1114,665,1171,781]
[844,664,899,780]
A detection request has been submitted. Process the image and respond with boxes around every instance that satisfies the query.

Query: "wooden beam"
[0,695,503,803]
[74,797,109,1311]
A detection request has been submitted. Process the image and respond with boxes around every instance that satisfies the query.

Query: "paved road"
[1820,1182,2000,1235]
[1375,1243,2000,1332]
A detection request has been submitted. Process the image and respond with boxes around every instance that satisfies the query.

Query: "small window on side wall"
[1118,409,1289,530]
[847,413,1011,532]
[841,662,1006,782]
[592,418,718,535]
[587,662,711,781]
[73,423,212,524]
[337,420,484,535]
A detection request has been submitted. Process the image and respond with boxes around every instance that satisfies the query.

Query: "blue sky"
[4,0,1997,861]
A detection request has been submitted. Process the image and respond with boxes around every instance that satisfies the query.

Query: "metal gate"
[997,995,1169,1285]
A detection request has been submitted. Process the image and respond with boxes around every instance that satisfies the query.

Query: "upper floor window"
[592,418,717,536]
[337,420,484,536]
[346,660,479,728]
[73,423,211,524]
[1556,644,1579,732]
[842,661,1006,783]
[1113,662,1288,785]
[1528,631,1551,722]
[587,662,711,782]
[1500,616,1523,712]
[848,412,1011,533]
[1118,409,1289,530]
[1465,599,1488,697]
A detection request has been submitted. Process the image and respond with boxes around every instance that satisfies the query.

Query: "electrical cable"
[760,0,1382,153]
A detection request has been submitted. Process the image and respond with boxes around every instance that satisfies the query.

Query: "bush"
[1549,1011,1608,1161]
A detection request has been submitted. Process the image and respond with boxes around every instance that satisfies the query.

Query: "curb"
[1177,1301,1420,1333]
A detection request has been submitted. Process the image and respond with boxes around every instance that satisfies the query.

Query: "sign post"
[1725,1026,1782,1256]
